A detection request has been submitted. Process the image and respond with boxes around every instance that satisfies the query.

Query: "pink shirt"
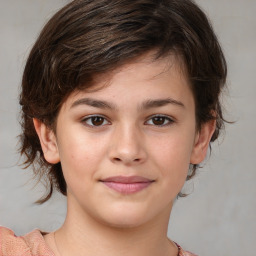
[0,227,197,256]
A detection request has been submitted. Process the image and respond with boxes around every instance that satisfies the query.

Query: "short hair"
[19,0,227,203]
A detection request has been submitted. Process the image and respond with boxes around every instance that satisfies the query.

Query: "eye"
[82,115,110,127]
[145,115,174,126]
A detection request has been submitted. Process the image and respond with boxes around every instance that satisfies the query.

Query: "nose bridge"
[109,121,146,164]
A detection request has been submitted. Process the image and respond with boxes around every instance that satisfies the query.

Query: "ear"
[33,118,60,164]
[190,119,216,164]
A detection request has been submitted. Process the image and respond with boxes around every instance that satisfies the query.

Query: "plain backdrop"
[0,1,255,255]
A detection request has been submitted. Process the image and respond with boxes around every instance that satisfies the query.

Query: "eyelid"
[145,114,175,126]
[81,114,111,127]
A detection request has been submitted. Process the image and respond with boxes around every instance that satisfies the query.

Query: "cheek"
[151,134,194,184]
[57,133,106,185]
[156,135,193,164]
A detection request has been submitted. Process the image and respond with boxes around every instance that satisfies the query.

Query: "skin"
[34,52,215,256]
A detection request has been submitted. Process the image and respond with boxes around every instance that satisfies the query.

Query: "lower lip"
[102,181,152,194]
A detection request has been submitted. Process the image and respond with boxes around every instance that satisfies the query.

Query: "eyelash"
[145,115,174,126]
[81,115,174,127]
[81,115,110,127]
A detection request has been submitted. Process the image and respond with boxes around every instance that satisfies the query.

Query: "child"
[0,0,227,255]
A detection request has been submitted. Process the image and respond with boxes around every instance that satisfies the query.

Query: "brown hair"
[19,0,227,203]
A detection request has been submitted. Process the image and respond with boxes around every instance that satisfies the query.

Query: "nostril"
[112,157,141,163]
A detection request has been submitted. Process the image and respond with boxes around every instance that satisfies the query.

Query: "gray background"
[0,0,255,255]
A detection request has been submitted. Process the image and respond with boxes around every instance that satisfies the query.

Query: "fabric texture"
[0,227,54,256]
[0,227,196,256]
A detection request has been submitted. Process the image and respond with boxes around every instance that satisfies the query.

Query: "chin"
[102,216,148,229]
[95,204,156,229]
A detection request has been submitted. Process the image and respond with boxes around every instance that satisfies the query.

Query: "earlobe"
[190,119,216,164]
[33,118,60,164]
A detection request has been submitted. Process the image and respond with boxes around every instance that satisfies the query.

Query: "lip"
[100,176,154,194]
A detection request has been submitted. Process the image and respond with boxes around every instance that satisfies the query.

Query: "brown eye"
[91,116,104,126]
[152,116,166,125]
[83,116,109,127]
[146,115,173,126]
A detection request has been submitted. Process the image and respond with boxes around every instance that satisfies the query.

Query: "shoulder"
[0,227,31,256]
[0,227,54,256]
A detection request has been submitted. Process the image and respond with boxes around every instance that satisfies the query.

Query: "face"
[35,53,214,228]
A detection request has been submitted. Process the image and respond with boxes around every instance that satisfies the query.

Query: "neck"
[53,197,177,256]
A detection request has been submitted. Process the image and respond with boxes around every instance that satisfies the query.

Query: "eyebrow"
[70,97,184,110]
[71,98,117,110]
[139,98,185,110]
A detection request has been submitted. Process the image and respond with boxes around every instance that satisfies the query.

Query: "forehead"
[77,52,188,91]
[62,51,192,109]
[95,52,187,85]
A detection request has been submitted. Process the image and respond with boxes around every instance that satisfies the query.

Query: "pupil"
[92,117,104,126]
[153,117,164,125]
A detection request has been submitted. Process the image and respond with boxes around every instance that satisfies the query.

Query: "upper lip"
[100,176,154,183]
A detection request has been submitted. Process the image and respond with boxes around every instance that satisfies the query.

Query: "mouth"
[100,176,155,194]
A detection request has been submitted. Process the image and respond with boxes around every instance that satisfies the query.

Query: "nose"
[108,124,147,166]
